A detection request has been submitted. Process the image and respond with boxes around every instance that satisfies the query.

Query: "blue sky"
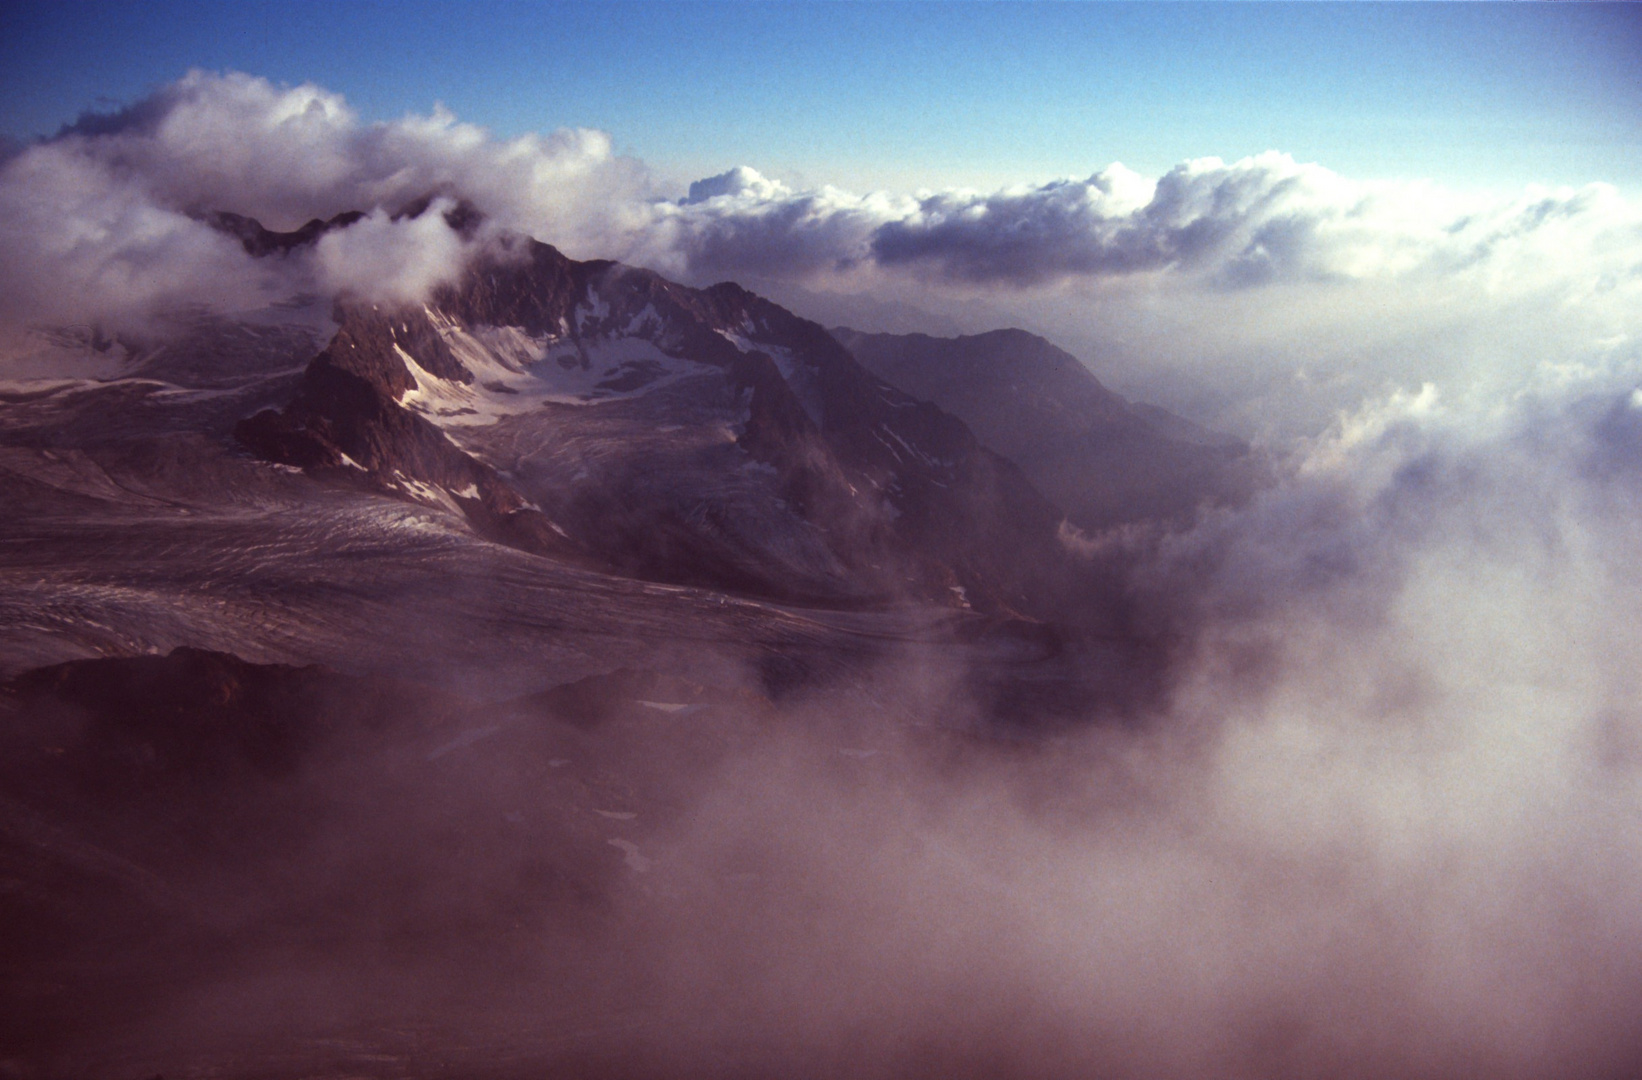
[2,1,1639,195]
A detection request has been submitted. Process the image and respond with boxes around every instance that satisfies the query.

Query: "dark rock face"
[237,234,1090,619]
[0,647,737,1063]
[5,646,434,788]
[235,298,582,561]
[206,209,366,256]
[833,327,1263,530]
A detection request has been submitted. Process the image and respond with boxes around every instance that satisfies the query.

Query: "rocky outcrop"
[5,646,442,787]
[235,296,581,559]
[206,209,366,256]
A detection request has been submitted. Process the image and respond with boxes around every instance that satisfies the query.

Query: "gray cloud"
[639,166,894,279]
[870,169,1176,284]
[662,154,1642,295]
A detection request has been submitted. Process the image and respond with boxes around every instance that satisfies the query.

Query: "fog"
[36,381,1642,1074]
[5,70,1642,1078]
[73,490,1642,1077]
[585,384,1642,1077]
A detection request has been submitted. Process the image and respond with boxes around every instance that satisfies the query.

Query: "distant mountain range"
[833,326,1261,531]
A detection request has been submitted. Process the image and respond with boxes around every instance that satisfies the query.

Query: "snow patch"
[574,290,611,332]
[623,302,662,336]
[607,838,651,873]
[392,471,464,515]
[637,701,706,716]
[715,330,822,423]
[401,311,721,431]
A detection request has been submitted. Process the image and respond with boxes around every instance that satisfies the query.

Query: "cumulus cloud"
[0,70,655,338]
[310,200,470,305]
[43,68,651,244]
[630,166,909,279]
[0,126,281,332]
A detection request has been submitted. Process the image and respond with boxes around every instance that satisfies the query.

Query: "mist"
[5,69,1642,1078]
[559,381,1642,1078]
[31,378,1642,1076]
[58,476,1642,1078]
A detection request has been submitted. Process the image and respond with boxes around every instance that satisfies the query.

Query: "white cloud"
[0,127,284,334]
[311,200,468,306]
[658,152,1642,300]
[0,70,656,340]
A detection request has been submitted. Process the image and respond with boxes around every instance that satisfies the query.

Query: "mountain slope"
[832,327,1261,530]
[0,214,1175,1073]
[237,234,1088,620]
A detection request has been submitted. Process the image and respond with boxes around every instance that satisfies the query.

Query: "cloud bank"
[649,154,1642,299]
[6,72,1637,315]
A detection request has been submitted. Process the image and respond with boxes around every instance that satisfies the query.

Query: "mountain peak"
[235,238,1093,620]
[204,192,485,258]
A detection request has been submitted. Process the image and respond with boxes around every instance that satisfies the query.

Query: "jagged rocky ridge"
[236,230,1091,619]
[206,209,367,257]
[205,197,482,258]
